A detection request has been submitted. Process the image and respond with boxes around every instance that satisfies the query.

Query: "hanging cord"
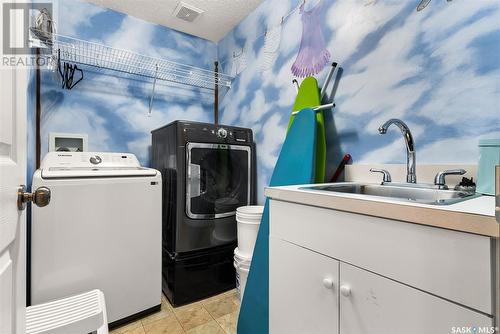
[214,61,219,124]
[32,7,57,170]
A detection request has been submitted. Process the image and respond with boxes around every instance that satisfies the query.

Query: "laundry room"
[1,0,499,334]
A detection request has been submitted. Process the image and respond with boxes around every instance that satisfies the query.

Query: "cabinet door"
[339,263,493,334]
[270,237,339,334]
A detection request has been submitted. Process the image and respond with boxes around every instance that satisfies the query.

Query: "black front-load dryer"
[152,120,256,306]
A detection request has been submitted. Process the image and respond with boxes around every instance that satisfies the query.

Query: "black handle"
[69,65,83,89]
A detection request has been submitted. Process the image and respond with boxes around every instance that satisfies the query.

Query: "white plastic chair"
[26,289,108,334]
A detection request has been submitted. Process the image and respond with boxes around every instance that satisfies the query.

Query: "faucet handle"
[370,168,392,184]
[434,169,466,189]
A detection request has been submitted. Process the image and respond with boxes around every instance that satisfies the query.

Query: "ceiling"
[84,0,263,42]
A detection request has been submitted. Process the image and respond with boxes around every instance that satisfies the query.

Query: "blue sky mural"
[27,0,500,204]
[27,0,217,183]
[218,0,500,201]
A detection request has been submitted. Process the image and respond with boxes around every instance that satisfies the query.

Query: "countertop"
[265,183,499,237]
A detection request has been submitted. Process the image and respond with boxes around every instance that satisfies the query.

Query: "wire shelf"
[34,30,233,91]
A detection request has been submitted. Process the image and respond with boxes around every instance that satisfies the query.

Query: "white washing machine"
[31,152,162,325]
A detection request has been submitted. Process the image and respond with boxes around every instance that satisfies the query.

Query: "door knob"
[340,285,351,297]
[17,185,51,210]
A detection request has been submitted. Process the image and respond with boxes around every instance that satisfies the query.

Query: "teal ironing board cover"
[237,108,317,334]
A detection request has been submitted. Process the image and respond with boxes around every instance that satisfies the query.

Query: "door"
[270,237,339,334]
[186,143,251,219]
[339,262,493,334]
[0,3,28,333]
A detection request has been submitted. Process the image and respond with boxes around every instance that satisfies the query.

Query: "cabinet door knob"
[340,285,351,297]
[322,278,334,289]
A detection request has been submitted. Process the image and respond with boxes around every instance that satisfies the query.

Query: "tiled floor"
[110,290,240,334]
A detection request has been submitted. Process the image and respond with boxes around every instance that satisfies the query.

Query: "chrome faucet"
[378,119,417,183]
[434,169,466,189]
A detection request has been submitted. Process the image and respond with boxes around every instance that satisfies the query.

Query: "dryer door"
[186,143,251,219]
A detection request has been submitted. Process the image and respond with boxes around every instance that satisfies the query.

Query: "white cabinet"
[339,263,492,334]
[270,200,492,314]
[268,199,495,334]
[270,238,339,334]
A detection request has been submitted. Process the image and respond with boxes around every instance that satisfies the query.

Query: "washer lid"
[41,166,157,178]
[39,152,157,178]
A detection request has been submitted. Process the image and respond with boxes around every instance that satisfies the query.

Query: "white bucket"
[234,247,252,264]
[236,206,264,258]
[234,247,251,302]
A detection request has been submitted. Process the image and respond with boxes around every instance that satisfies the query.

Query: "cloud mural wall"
[217,0,500,202]
[27,0,500,205]
[27,0,217,184]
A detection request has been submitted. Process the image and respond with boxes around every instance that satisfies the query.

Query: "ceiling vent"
[173,2,204,22]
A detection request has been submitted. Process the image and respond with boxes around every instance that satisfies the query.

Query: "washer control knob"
[217,128,228,139]
[90,155,102,165]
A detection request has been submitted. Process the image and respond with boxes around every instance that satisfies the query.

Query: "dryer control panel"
[180,123,253,144]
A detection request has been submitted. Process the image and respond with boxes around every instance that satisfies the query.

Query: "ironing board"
[237,108,317,334]
[287,76,326,183]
